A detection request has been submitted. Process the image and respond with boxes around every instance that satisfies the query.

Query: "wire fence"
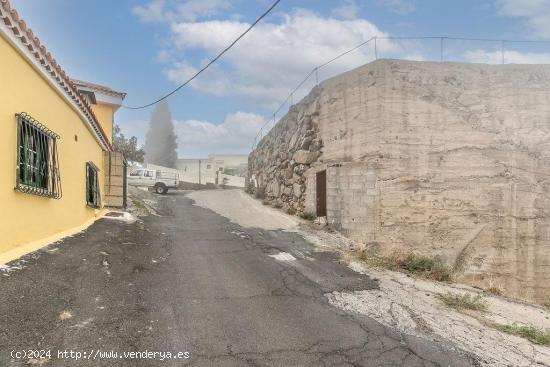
[251,35,550,150]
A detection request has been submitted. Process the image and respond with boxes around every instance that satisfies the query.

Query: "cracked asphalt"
[0,190,479,366]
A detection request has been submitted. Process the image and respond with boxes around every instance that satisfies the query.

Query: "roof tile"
[0,0,114,151]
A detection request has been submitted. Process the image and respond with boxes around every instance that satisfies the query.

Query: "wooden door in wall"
[316,170,327,217]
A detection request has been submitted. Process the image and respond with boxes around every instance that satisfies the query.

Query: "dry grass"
[439,292,487,312]
[485,278,504,296]
[59,310,73,320]
[486,286,503,296]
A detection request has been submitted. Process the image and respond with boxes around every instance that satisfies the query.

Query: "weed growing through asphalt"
[542,298,550,310]
[495,323,550,345]
[439,292,487,312]
[131,197,150,215]
[360,250,452,281]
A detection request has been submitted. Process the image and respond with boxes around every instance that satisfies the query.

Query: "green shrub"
[495,323,550,345]
[300,212,316,221]
[439,292,487,311]
[401,253,452,281]
[359,251,452,281]
[359,250,399,271]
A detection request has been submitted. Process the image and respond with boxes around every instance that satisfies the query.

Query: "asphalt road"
[0,190,478,366]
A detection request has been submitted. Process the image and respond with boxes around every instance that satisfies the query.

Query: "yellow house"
[0,1,126,262]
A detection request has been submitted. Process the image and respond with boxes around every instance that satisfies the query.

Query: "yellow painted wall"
[0,33,106,254]
[90,103,114,144]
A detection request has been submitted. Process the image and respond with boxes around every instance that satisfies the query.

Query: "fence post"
[374,37,378,60]
[501,40,505,64]
[315,67,319,85]
[440,37,444,62]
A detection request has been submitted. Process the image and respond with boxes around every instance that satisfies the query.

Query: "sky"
[9,0,550,158]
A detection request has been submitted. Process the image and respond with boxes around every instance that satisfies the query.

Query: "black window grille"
[86,162,100,208]
[16,113,62,199]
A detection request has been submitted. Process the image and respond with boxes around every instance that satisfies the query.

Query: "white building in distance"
[176,154,248,187]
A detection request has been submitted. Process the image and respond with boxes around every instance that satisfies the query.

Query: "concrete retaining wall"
[249,59,550,302]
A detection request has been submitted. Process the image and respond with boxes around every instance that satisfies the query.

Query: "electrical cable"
[122,0,282,110]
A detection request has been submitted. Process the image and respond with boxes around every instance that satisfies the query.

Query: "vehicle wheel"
[155,184,167,194]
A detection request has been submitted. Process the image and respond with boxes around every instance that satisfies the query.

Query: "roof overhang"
[0,0,113,151]
[72,80,126,112]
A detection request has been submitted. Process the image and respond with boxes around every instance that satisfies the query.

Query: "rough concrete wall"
[249,59,550,301]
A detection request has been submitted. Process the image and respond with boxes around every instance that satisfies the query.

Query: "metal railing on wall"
[251,35,550,150]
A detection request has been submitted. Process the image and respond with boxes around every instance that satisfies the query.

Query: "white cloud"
[463,49,550,64]
[174,0,231,22]
[132,0,166,23]
[175,111,266,157]
[164,10,398,107]
[332,0,360,20]
[132,0,232,23]
[496,0,550,39]
[377,0,416,15]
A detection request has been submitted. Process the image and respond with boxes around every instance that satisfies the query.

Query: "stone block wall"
[103,151,125,208]
[249,87,324,214]
[325,164,379,243]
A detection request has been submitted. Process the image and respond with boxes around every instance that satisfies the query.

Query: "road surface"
[0,190,478,366]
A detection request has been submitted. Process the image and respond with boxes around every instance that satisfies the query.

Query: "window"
[144,170,154,178]
[16,113,61,198]
[86,162,100,208]
[206,164,212,169]
[129,170,142,177]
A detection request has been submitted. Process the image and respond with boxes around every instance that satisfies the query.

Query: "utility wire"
[122,0,282,110]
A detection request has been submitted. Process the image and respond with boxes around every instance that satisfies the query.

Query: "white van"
[127,169,179,194]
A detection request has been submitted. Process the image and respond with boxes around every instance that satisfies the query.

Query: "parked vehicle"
[127,169,179,194]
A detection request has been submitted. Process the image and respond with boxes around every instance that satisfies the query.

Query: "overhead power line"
[122,0,282,110]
